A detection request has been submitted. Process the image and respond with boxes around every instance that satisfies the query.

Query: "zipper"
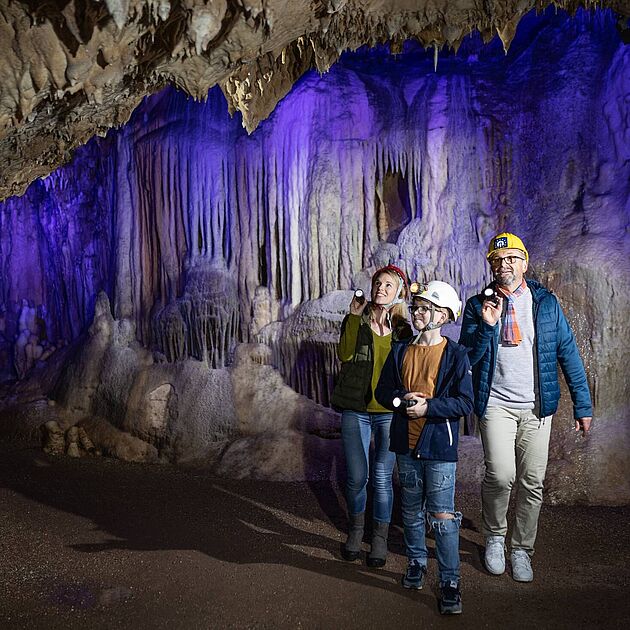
[446,419,453,446]
[533,291,542,417]
[484,304,500,413]
[395,343,405,386]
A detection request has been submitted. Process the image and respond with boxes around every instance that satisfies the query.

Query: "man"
[459,232,592,582]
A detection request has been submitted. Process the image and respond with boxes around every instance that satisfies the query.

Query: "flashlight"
[354,288,365,304]
[483,286,500,306]
[393,396,417,409]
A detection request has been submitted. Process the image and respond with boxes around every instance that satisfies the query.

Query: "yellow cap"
[487,232,529,262]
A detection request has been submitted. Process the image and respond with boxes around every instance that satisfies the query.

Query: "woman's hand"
[404,392,429,418]
[349,295,368,316]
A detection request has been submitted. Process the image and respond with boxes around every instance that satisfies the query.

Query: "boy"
[376,280,473,615]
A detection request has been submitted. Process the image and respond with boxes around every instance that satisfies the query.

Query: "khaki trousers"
[480,406,552,554]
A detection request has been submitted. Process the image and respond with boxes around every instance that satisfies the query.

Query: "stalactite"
[0,11,626,411]
[257,292,347,406]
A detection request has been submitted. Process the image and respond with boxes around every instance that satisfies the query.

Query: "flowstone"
[152,260,240,367]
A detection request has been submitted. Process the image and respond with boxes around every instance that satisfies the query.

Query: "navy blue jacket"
[375,337,474,461]
[458,279,592,419]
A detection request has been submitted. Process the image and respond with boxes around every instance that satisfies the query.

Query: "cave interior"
[0,0,629,506]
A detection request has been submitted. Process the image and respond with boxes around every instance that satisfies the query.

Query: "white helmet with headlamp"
[409,280,463,327]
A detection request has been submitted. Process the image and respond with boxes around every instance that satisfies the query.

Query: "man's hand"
[404,392,429,419]
[349,295,368,316]
[575,417,592,436]
[481,296,503,326]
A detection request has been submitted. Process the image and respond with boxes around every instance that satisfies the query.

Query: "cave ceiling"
[1,0,629,201]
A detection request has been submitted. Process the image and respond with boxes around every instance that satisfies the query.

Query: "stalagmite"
[42,420,65,456]
[77,426,96,455]
[152,259,240,367]
[79,417,158,463]
[66,426,81,458]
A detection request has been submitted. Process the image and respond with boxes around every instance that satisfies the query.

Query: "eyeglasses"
[411,303,447,317]
[489,255,525,269]
[410,304,431,315]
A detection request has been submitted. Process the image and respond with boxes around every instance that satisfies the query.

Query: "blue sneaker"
[439,580,462,615]
[401,559,427,590]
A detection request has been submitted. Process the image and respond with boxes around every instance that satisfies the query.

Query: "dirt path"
[1,445,628,629]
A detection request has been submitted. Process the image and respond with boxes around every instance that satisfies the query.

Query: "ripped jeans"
[397,453,461,584]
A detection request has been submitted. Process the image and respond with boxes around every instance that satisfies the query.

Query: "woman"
[331,265,412,567]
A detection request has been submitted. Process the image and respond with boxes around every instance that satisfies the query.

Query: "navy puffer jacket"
[375,337,474,462]
[459,279,592,419]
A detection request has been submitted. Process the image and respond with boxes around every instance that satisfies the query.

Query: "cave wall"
[0,8,629,502]
[1,8,627,370]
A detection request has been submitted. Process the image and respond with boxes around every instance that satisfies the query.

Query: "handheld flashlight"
[483,286,500,306]
[393,396,418,409]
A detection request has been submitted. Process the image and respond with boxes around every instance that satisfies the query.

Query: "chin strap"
[412,304,445,343]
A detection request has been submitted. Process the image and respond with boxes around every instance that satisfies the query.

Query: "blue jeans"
[341,410,396,523]
[397,452,461,584]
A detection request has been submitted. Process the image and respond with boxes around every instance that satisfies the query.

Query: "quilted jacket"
[458,279,592,419]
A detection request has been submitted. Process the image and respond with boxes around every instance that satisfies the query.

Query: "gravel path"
[1,445,629,629]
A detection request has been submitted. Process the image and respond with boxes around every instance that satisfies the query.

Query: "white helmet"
[411,280,462,323]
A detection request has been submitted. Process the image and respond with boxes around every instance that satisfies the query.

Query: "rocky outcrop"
[2,1,629,200]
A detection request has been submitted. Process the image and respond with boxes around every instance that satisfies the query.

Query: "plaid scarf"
[497,280,528,346]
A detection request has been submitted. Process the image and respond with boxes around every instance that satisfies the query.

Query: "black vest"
[331,311,412,412]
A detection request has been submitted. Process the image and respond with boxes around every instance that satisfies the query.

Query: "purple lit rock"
[0,9,628,502]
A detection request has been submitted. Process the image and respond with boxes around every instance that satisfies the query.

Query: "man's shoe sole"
[485,563,505,575]
[401,577,424,590]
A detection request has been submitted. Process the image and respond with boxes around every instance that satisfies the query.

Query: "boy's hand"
[575,417,592,436]
[404,392,428,418]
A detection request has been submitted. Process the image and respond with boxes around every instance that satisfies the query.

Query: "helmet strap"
[413,303,446,340]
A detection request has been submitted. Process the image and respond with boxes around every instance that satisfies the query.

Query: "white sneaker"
[484,535,506,575]
[511,549,534,582]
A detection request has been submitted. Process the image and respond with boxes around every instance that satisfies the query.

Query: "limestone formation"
[79,416,159,463]
[78,426,97,455]
[65,426,81,458]
[0,4,628,504]
[1,1,629,201]
[42,420,65,456]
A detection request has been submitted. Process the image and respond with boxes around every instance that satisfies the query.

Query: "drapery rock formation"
[0,4,629,503]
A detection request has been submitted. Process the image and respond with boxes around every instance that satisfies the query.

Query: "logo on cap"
[494,236,508,250]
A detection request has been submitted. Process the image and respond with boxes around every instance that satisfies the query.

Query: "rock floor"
[1,444,629,629]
